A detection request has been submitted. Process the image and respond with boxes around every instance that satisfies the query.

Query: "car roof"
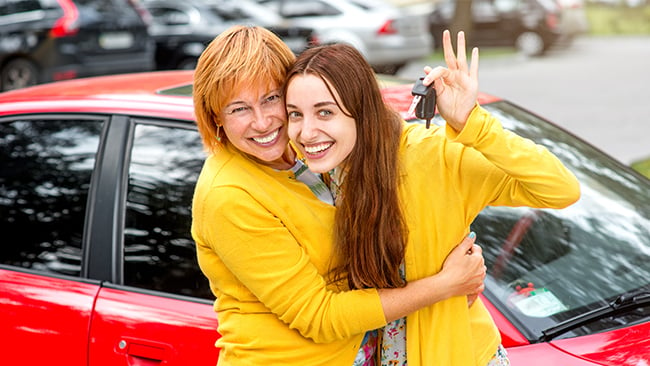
[0,70,501,121]
[0,71,197,121]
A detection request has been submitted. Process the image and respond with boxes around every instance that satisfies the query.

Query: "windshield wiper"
[539,290,650,342]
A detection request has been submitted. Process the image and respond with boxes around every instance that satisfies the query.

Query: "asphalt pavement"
[398,36,650,165]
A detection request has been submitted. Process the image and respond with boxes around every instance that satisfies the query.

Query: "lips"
[252,129,279,144]
[304,142,334,156]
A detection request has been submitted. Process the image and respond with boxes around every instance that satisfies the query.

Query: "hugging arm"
[196,186,486,340]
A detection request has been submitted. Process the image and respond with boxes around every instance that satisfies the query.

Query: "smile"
[252,129,279,144]
[304,142,333,155]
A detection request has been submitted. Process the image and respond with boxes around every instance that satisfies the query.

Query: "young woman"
[191,25,487,365]
[284,31,580,365]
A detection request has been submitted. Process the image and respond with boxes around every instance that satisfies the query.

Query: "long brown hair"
[286,44,408,289]
[193,25,295,154]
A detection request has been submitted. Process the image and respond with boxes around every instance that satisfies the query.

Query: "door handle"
[116,337,173,364]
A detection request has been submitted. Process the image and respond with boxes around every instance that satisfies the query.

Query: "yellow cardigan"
[192,143,386,365]
[399,106,580,365]
[192,105,580,365]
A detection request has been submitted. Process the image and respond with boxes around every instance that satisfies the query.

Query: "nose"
[250,105,274,130]
[298,115,320,142]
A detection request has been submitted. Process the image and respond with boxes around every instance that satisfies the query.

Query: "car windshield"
[419,101,650,341]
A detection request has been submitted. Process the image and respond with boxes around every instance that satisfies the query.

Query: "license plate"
[99,32,134,50]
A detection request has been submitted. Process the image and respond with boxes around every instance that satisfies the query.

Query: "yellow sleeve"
[193,185,386,343]
[445,104,580,213]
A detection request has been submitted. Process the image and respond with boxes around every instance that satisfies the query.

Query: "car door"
[85,116,220,365]
[0,115,107,365]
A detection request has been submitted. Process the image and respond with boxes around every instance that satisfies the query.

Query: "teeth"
[253,129,278,144]
[305,142,332,154]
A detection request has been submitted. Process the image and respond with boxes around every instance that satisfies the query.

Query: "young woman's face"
[286,74,357,174]
[221,84,290,167]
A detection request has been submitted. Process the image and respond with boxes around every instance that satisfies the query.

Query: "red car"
[0,71,648,365]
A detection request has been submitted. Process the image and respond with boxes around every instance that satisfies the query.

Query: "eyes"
[288,108,334,122]
[225,93,283,118]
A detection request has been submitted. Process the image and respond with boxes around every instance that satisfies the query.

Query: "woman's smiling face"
[221,83,290,168]
[286,74,357,174]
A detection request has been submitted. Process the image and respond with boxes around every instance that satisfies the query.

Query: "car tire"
[515,31,545,57]
[1,58,39,92]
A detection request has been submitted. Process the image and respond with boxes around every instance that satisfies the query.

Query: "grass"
[585,3,650,35]
[631,157,650,179]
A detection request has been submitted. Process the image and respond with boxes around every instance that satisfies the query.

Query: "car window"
[276,0,341,17]
[0,117,104,276]
[123,121,212,300]
[0,0,42,15]
[147,4,194,26]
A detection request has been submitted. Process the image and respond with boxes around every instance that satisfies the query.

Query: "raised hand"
[422,30,479,132]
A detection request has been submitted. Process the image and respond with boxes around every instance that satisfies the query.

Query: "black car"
[143,0,317,70]
[0,0,155,92]
[429,0,563,56]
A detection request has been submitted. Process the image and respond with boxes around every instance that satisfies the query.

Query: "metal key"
[407,77,429,115]
[408,76,436,128]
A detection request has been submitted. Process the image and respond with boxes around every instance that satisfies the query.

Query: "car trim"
[83,114,131,282]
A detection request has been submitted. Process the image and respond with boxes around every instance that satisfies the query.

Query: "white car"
[257,0,433,74]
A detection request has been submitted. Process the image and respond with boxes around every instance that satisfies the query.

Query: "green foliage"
[585,3,650,34]
[631,157,650,179]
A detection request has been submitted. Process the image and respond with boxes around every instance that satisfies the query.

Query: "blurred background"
[1,0,648,174]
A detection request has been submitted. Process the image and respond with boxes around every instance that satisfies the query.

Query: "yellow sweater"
[192,143,386,366]
[192,105,580,366]
[399,106,580,365]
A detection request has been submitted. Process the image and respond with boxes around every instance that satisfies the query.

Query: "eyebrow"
[227,90,282,108]
[286,101,338,109]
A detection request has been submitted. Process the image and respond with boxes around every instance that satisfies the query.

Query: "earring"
[216,124,222,142]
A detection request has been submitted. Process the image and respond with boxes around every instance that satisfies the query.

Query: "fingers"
[422,65,447,86]
[442,30,457,70]
[470,243,482,256]
[454,231,476,255]
[470,47,480,81]
[467,293,478,307]
[456,31,467,73]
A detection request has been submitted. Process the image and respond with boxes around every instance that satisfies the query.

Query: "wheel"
[1,58,39,91]
[515,31,545,57]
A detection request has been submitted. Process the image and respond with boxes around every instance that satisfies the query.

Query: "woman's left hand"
[422,30,479,132]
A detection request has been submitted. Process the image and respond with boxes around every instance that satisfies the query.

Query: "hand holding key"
[421,30,479,133]
[408,77,436,128]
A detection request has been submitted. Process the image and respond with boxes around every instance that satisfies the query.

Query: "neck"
[260,146,297,170]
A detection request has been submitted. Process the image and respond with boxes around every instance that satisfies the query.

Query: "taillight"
[377,20,397,35]
[308,34,320,47]
[546,13,559,29]
[50,0,79,38]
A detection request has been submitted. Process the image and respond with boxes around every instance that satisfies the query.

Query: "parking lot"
[400,35,650,165]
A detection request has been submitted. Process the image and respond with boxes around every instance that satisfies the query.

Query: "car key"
[408,77,436,128]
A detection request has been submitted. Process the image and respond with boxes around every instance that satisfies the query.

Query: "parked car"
[142,0,317,70]
[0,0,155,92]
[1,70,649,365]
[429,0,563,56]
[255,0,433,75]
[556,0,590,39]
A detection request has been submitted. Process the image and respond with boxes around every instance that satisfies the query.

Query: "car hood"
[550,321,650,366]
